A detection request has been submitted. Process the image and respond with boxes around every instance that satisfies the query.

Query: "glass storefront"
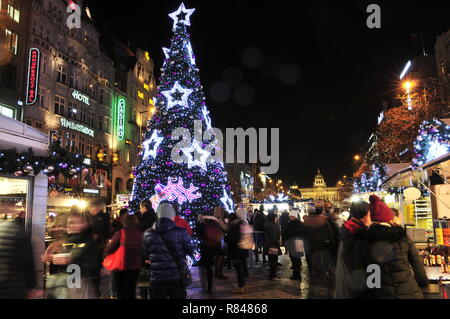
[0,175,29,221]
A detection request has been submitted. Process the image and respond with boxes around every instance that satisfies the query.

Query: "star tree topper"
[168,3,195,29]
[161,81,193,110]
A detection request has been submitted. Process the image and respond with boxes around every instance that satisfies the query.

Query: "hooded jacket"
[357,223,429,299]
[335,218,370,299]
[143,218,194,284]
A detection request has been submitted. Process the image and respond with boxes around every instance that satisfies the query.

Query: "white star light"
[168,3,195,29]
[161,81,193,110]
[162,47,170,59]
[220,189,234,212]
[181,139,210,171]
[143,130,163,160]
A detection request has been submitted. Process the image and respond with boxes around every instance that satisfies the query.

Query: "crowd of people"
[0,195,430,299]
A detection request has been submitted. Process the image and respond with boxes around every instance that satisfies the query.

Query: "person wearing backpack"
[197,211,227,294]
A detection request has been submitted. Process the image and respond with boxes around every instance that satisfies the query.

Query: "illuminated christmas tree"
[129,4,234,231]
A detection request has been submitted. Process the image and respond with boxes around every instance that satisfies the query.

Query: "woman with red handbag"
[103,213,143,299]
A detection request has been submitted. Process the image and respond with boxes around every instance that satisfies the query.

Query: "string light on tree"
[181,139,210,171]
[168,2,195,29]
[142,130,163,160]
[161,81,193,110]
[412,118,450,167]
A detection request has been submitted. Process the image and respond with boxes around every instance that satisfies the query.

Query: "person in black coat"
[138,199,157,232]
[357,195,429,299]
[284,211,306,281]
[0,219,36,299]
[143,203,194,299]
[335,200,372,298]
[252,208,267,263]
[264,213,281,280]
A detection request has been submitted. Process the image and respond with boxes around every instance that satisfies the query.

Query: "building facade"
[0,0,31,120]
[298,169,339,203]
[100,32,156,206]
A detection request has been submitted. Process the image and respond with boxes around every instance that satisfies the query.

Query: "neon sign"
[25,48,41,105]
[72,89,90,105]
[60,117,94,137]
[117,97,125,140]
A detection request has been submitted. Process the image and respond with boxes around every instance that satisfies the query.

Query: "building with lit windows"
[298,169,339,203]
[22,0,119,209]
[100,32,157,207]
[0,0,31,120]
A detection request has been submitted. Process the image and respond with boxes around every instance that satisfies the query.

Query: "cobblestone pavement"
[99,252,332,299]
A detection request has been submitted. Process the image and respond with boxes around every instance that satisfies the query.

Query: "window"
[67,101,77,120]
[37,87,46,108]
[35,122,43,129]
[105,116,110,133]
[69,71,79,89]
[2,64,16,89]
[56,64,67,83]
[441,61,446,77]
[54,96,65,115]
[79,137,85,155]
[32,21,37,35]
[81,107,86,123]
[88,112,94,127]
[5,29,18,55]
[0,104,15,118]
[99,89,104,104]
[98,115,103,131]
[7,0,21,23]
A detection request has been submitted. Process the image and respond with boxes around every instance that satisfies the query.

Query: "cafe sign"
[72,89,90,105]
[25,48,41,105]
[60,117,94,137]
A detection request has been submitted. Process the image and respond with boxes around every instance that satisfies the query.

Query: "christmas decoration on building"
[129,3,234,230]
[412,118,450,167]
[0,141,88,178]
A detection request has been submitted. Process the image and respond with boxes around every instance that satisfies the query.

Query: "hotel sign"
[25,48,41,105]
[60,117,94,137]
[72,90,90,105]
[117,97,125,140]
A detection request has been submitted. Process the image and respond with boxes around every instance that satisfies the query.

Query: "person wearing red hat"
[358,195,429,298]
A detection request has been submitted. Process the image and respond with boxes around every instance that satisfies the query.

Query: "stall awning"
[381,163,425,189]
[0,114,48,156]
[418,152,450,170]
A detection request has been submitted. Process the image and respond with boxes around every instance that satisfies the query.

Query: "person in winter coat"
[279,209,290,252]
[264,213,281,280]
[335,200,372,298]
[303,203,339,298]
[143,203,194,299]
[197,210,227,294]
[213,207,228,279]
[138,199,157,232]
[284,210,305,281]
[225,208,252,294]
[173,203,193,237]
[111,209,128,237]
[104,213,143,299]
[252,208,267,263]
[359,195,429,299]
[0,219,36,299]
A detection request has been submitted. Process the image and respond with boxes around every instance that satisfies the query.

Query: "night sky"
[88,0,449,187]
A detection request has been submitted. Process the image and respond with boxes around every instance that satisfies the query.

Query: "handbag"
[158,232,193,288]
[102,229,126,271]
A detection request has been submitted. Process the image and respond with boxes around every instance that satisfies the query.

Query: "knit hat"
[156,203,176,220]
[369,195,394,223]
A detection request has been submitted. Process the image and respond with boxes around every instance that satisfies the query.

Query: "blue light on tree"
[413,118,450,167]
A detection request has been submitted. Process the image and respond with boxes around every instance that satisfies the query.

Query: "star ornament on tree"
[143,130,163,160]
[168,3,195,29]
[181,139,210,171]
[161,81,193,110]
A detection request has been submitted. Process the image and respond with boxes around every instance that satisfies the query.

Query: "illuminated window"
[54,96,65,115]
[37,87,46,108]
[7,0,21,23]
[5,29,19,55]
[0,105,15,118]
[138,91,144,99]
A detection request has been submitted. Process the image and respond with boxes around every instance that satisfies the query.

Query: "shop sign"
[83,188,99,194]
[72,90,90,105]
[25,48,41,105]
[117,97,125,140]
[83,158,92,165]
[116,194,130,205]
[60,117,94,137]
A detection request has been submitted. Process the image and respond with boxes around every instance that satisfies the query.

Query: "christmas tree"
[129,3,234,232]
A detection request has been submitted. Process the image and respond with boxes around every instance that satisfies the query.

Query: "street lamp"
[402,80,415,110]
[354,154,361,161]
